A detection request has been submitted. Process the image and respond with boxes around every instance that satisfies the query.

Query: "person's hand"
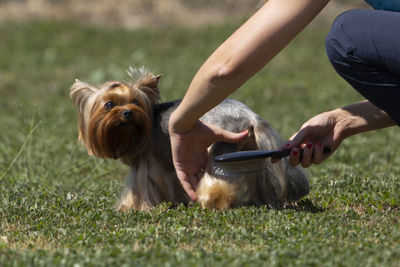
[169,120,249,201]
[272,111,344,168]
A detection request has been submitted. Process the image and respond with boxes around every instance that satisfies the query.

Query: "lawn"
[0,15,399,266]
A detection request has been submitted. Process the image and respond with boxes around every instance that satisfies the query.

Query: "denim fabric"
[326,9,400,125]
[365,0,400,12]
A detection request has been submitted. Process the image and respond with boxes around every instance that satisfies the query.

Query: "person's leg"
[325,9,400,125]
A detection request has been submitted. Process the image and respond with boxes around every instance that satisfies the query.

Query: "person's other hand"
[169,120,249,201]
[272,111,344,167]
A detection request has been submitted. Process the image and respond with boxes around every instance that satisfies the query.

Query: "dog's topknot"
[127,66,162,104]
[127,66,151,86]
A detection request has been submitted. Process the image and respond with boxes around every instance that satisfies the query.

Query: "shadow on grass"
[164,198,325,214]
[284,199,325,213]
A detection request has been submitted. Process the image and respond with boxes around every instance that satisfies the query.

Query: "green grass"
[1,18,400,266]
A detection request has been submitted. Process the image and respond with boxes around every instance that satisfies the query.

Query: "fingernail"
[317,142,322,147]
[292,150,299,156]
[285,142,291,148]
[306,143,313,149]
[241,130,249,136]
[240,130,249,137]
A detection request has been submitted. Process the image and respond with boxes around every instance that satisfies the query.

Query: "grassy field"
[1,16,400,266]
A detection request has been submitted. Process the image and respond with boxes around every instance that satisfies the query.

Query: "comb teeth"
[210,159,269,178]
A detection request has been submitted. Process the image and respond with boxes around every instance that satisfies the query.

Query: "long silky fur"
[117,152,187,211]
[71,67,309,212]
[196,121,288,209]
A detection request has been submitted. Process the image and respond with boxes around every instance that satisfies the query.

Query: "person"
[168,0,400,201]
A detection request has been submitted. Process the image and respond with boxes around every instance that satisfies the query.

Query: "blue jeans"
[325,9,400,125]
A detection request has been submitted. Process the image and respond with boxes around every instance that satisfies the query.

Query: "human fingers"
[287,127,312,149]
[300,143,313,168]
[270,157,281,164]
[271,142,291,164]
[288,147,301,166]
[274,127,312,165]
[213,126,249,143]
[317,128,341,162]
[176,169,198,201]
[189,174,200,192]
[312,141,324,164]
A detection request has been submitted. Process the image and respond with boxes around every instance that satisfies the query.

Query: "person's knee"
[326,9,376,64]
[325,10,360,64]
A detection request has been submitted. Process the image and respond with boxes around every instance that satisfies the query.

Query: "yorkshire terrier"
[70,67,309,211]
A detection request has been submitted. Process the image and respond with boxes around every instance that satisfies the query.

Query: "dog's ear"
[70,79,97,114]
[70,79,98,150]
[137,74,162,103]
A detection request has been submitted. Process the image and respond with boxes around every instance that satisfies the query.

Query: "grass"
[1,17,400,266]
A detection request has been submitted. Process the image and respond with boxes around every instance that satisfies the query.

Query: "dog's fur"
[70,67,309,211]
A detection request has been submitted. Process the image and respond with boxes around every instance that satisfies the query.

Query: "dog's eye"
[132,99,140,106]
[104,101,115,110]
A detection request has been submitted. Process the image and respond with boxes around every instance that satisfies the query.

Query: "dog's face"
[70,68,161,159]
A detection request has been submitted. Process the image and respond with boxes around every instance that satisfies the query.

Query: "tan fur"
[70,71,158,159]
[196,173,237,209]
[70,67,309,212]
[117,153,186,211]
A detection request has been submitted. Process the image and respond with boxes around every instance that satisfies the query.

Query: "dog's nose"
[122,110,133,120]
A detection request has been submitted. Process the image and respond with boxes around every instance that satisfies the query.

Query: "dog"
[70,67,309,211]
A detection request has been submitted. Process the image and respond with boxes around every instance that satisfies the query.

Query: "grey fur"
[150,98,309,209]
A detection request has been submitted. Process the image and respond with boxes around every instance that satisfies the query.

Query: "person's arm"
[170,0,330,132]
[332,101,396,138]
[169,0,330,201]
[276,100,396,167]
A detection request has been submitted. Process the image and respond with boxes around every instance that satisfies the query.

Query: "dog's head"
[70,67,161,159]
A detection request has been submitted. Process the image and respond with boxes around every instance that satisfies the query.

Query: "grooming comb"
[211,147,331,177]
